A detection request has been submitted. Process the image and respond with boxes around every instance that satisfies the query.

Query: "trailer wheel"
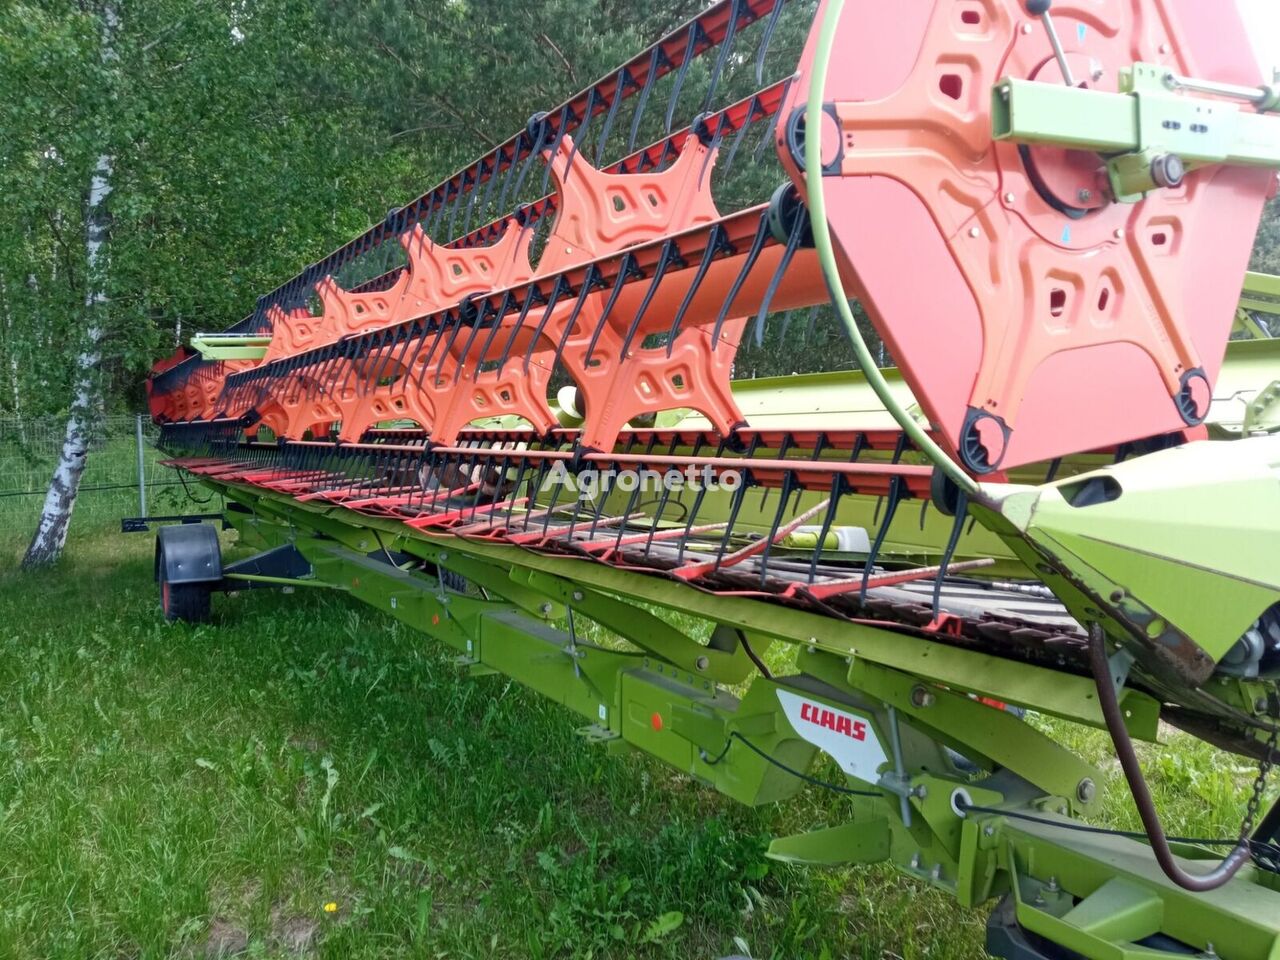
[160,578,211,623]
[155,523,222,624]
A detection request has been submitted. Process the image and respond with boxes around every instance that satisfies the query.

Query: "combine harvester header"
[146,1,1280,956]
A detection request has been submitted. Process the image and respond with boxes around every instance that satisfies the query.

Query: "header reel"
[145,1,1280,957]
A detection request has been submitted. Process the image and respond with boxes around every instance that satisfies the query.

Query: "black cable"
[701,731,881,798]
[177,469,214,505]
[957,800,1280,870]
[739,633,773,680]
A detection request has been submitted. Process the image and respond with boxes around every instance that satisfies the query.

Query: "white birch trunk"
[22,2,118,569]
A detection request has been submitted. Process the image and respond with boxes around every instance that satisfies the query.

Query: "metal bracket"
[993,62,1280,203]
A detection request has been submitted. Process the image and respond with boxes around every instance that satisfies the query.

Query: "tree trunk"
[22,2,118,569]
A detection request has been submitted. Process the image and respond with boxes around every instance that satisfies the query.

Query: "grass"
[0,508,1273,960]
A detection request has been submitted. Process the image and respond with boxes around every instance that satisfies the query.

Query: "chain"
[1241,723,1279,844]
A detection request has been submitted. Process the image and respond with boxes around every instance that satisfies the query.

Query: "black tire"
[161,578,211,623]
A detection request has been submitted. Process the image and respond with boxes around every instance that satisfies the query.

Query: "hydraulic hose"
[803,0,978,495]
[1087,625,1251,892]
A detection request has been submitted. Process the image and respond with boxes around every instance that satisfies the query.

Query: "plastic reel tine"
[552,264,604,362]
[721,95,761,179]
[755,207,808,346]
[627,47,664,153]
[753,83,787,162]
[477,154,502,232]
[769,311,793,349]
[337,337,368,396]
[473,291,515,372]
[584,253,644,367]
[461,165,484,239]
[758,469,796,585]
[700,0,742,115]
[445,176,468,242]
[808,475,843,584]
[563,91,598,186]
[697,115,726,189]
[804,304,820,344]
[712,213,771,350]
[513,115,550,200]
[665,21,700,134]
[620,240,684,360]
[523,275,571,373]
[596,67,630,167]
[421,191,441,241]
[496,143,521,215]
[541,105,573,197]
[641,436,684,556]
[758,433,792,512]
[540,460,567,536]
[360,331,389,395]
[495,284,542,377]
[389,323,419,385]
[370,326,404,390]
[418,311,454,381]
[754,0,786,84]
[664,225,728,357]
[930,490,970,620]
[504,456,533,528]
[859,476,905,603]
[675,436,718,560]
[711,474,751,572]
[454,300,495,383]
[434,309,470,382]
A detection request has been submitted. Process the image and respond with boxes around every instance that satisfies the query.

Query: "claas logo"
[798,701,867,741]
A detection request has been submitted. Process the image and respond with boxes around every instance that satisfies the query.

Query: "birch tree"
[22,2,118,568]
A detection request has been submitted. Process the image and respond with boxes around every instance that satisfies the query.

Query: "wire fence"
[0,414,211,534]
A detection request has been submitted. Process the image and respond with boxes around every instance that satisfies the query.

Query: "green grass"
[0,515,1273,960]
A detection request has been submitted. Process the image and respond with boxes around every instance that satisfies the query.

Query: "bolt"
[909,853,922,870]
[1159,42,1171,55]
[572,590,583,601]
[1203,944,1218,959]
[1076,778,1097,804]
[983,825,995,837]
[930,863,942,881]
[1110,589,1125,602]
[1077,189,1093,203]
[969,226,981,238]
[910,685,936,709]
[539,602,553,615]
[1151,153,1186,189]
[1114,228,1126,239]
[1004,192,1016,205]
[1091,66,1104,82]
[1022,23,1033,35]
[1047,876,1060,893]
[914,785,929,799]
[695,655,709,671]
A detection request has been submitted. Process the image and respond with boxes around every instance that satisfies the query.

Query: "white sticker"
[777,690,888,782]
[598,703,608,722]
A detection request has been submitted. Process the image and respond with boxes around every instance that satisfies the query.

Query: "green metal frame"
[993,63,1280,201]
[202,474,1280,959]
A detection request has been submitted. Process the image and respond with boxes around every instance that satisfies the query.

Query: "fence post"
[135,414,147,517]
